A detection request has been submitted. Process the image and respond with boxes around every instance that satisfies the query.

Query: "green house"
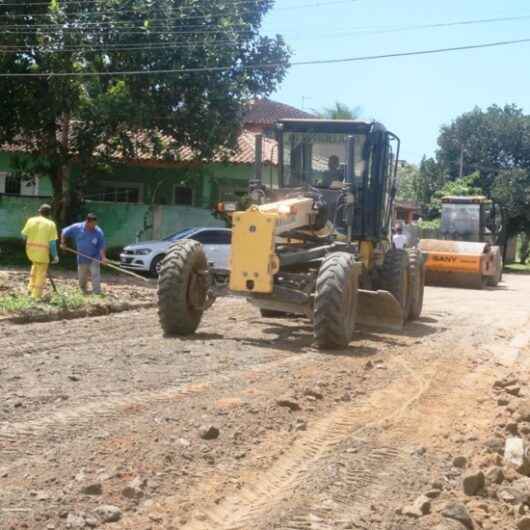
[0,99,312,248]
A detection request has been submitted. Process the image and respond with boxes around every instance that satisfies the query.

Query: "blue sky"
[261,0,530,163]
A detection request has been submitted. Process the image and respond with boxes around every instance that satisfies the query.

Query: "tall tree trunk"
[50,113,74,229]
[521,231,530,265]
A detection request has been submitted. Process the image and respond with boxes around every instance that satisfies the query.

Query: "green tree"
[416,156,446,208]
[0,0,290,224]
[437,104,530,194]
[492,168,530,240]
[428,172,483,216]
[396,162,420,201]
[520,233,529,265]
[315,102,361,120]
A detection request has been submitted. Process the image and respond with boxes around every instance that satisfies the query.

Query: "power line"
[0,0,357,19]
[0,6,270,27]
[3,12,530,54]
[2,11,529,42]
[316,14,530,39]
[0,39,255,53]
[0,0,270,10]
[3,11,530,53]
[2,36,530,77]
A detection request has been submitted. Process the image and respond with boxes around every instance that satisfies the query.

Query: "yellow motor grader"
[157,119,426,348]
[418,196,503,289]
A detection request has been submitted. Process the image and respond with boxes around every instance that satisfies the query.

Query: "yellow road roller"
[418,196,503,289]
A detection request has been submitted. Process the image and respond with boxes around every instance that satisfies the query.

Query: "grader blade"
[357,289,404,331]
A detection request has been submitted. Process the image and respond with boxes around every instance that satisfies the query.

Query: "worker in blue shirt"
[61,213,107,295]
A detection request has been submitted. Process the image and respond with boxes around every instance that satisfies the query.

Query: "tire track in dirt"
[148,340,498,530]
[239,357,430,530]
[136,356,426,530]
[267,337,523,530]
[276,446,404,530]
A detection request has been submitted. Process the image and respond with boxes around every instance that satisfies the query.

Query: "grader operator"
[157,119,426,348]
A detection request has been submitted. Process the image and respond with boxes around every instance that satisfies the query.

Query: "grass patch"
[0,289,105,315]
[505,263,530,274]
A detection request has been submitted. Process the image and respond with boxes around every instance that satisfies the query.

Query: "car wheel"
[150,255,165,278]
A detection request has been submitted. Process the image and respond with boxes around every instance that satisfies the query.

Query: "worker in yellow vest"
[21,204,59,299]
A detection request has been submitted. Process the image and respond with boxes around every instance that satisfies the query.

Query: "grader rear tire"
[157,239,208,335]
[407,248,425,321]
[381,249,410,316]
[314,252,358,349]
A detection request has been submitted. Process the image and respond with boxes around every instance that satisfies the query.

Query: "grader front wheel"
[157,239,208,335]
[313,252,359,349]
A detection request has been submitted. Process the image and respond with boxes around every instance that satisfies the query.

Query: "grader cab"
[157,119,426,348]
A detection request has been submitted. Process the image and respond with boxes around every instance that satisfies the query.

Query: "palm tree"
[315,102,362,120]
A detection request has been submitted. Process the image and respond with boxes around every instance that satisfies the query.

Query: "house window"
[174,186,193,205]
[98,182,142,203]
[5,175,21,195]
[0,173,38,196]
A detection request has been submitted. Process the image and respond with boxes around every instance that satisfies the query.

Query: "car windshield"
[163,228,195,241]
[282,131,369,188]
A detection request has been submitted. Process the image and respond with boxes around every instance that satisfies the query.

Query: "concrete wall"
[81,201,224,247]
[0,195,44,240]
[0,195,224,249]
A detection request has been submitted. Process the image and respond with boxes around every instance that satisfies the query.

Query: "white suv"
[120,227,231,277]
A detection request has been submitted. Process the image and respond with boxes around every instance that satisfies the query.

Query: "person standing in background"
[61,213,107,295]
[21,204,59,299]
[392,225,408,250]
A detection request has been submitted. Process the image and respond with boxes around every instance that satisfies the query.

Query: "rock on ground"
[275,397,301,411]
[485,466,504,485]
[66,513,86,529]
[518,401,530,423]
[93,505,122,523]
[402,495,431,518]
[518,516,530,530]
[441,502,474,530]
[462,470,485,496]
[505,437,530,475]
[453,456,468,468]
[122,476,148,499]
[80,482,102,495]
[199,425,220,440]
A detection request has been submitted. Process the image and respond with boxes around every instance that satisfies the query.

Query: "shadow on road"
[164,315,438,357]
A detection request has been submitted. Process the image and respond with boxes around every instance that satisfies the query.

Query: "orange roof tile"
[2,130,278,166]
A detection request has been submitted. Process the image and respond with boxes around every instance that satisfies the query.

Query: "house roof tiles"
[243,98,314,126]
[2,98,313,167]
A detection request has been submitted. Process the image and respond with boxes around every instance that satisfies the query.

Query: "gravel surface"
[0,273,529,530]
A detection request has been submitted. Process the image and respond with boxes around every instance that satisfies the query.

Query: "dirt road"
[1,274,529,530]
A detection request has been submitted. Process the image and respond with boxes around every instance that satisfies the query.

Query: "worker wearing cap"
[61,213,107,295]
[21,204,59,299]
